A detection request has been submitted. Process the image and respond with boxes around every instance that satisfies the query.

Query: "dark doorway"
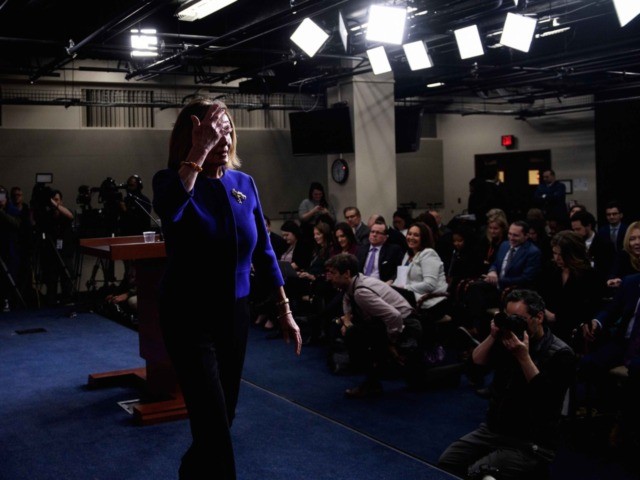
[475,150,551,221]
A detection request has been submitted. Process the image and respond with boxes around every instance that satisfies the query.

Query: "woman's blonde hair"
[623,221,640,272]
[168,97,240,170]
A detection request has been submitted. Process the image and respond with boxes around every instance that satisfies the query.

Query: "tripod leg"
[0,256,27,308]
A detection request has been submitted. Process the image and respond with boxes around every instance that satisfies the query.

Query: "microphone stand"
[127,192,163,241]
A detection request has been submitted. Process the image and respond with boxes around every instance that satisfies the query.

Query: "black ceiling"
[1,0,640,115]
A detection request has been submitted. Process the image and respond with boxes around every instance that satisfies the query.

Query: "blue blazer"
[489,240,541,289]
[595,272,640,337]
[597,222,628,252]
[152,168,283,300]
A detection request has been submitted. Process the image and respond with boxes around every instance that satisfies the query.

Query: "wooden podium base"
[87,367,188,426]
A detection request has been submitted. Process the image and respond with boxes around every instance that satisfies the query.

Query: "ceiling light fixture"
[176,0,237,22]
[130,29,158,57]
[403,41,433,70]
[612,0,640,27]
[454,25,484,59]
[338,11,349,52]
[290,18,329,58]
[366,5,406,45]
[367,46,392,75]
[427,82,445,88]
[500,12,537,52]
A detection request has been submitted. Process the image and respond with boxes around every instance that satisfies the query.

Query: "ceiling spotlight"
[500,12,537,52]
[403,41,433,70]
[427,82,445,88]
[130,29,158,57]
[338,11,349,52]
[290,18,329,58]
[176,0,237,22]
[454,25,484,59]
[366,4,406,45]
[612,0,640,27]
[367,46,392,75]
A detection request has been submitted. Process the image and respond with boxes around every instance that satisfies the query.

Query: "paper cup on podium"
[143,231,155,243]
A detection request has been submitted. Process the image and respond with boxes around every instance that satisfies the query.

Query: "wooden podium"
[79,235,187,425]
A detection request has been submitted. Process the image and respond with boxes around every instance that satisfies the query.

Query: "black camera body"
[494,311,528,340]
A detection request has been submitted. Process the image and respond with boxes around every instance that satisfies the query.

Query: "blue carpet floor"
[0,307,636,480]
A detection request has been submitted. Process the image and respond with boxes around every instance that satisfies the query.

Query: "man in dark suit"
[597,201,628,253]
[580,272,640,444]
[367,213,407,253]
[356,221,403,283]
[571,209,614,280]
[485,220,542,291]
[344,206,369,245]
[533,169,568,224]
[461,221,542,340]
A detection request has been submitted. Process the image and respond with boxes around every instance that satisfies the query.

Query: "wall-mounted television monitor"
[395,106,423,153]
[289,107,354,156]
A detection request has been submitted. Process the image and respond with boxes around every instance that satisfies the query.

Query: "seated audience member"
[460,221,541,340]
[541,231,605,345]
[608,220,640,288]
[296,221,334,305]
[264,215,287,259]
[597,201,628,254]
[333,221,358,255]
[392,209,412,237]
[395,222,449,353]
[568,202,586,218]
[325,253,423,398]
[279,219,312,271]
[571,209,614,281]
[580,271,640,404]
[528,219,552,273]
[344,206,369,245]
[414,212,446,259]
[439,289,576,480]
[368,213,407,253]
[479,215,508,273]
[447,224,484,299]
[356,221,403,283]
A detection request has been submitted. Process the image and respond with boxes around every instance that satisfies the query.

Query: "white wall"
[438,111,596,223]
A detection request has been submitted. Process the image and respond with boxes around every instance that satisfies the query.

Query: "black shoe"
[344,381,383,399]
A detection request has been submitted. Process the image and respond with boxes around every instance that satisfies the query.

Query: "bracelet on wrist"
[181,161,203,173]
[276,298,289,307]
[277,311,292,320]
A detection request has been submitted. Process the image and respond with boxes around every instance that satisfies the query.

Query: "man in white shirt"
[325,253,422,398]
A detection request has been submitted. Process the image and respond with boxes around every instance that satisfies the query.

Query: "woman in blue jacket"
[153,98,301,480]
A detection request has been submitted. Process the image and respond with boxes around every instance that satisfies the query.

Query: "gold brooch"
[231,189,247,204]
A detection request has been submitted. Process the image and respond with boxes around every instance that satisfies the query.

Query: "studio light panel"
[500,13,537,52]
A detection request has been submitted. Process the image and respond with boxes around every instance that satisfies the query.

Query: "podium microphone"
[127,192,163,241]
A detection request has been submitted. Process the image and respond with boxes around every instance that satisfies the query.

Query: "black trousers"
[160,296,250,480]
[438,423,552,480]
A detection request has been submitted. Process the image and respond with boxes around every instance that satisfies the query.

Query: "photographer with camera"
[438,289,575,480]
[119,175,152,236]
[33,187,75,306]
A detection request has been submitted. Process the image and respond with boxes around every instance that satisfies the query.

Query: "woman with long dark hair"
[542,230,604,344]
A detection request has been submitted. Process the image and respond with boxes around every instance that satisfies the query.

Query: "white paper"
[393,266,409,288]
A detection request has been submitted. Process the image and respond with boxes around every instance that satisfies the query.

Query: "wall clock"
[331,158,349,184]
